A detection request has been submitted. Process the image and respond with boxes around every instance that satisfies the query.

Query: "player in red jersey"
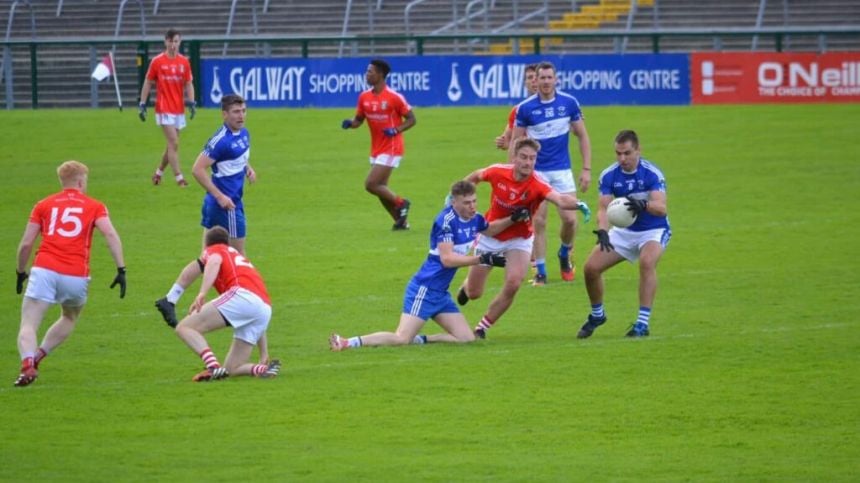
[456,138,583,338]
[13,161,126,387]
[342,59,417,230]
[138,28,196,187]
[494,63,538,151]
[171,226,279,381]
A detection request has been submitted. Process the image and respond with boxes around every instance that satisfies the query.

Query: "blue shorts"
[401,281,459,321]
[201,198,246,238]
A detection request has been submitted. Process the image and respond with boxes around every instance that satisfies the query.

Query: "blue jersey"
[410,206,489,291]
[201,124,251,204]
[598,158,670,232]
[514,91,584,172]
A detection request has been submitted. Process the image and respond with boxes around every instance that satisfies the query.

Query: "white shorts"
[475,234,534,255]
[156,113,187,129]
[536,169,577,193]
[369,154,401,168]
[609,227,671,262]
[24,267,89,306]
[213,287,272,345]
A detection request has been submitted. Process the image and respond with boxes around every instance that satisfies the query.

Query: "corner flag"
[91,54,113,81]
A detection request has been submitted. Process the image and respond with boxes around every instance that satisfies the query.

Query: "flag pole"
[109,51,123,112]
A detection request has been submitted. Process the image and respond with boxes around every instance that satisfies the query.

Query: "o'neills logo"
[758,61,860,96]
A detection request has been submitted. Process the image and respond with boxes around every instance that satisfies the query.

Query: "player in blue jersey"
[153,94,255,326]
[510,61,592,285]
[577,130,671,339]
[192,94,256,255]
[329,181,529,351]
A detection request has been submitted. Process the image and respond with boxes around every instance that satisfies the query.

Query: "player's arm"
[545,190,581,211]
[464,168,485,185]
[245,163,257,184]
[192,153,235,210]
[257,332,269,365]
[342,112,365,129]
[16,222,40,273]
[508,126,528,159]
[138,78,154,106]
[641,190,667,217]
[571,119,592,192]
[596,194,613,231]
[482,216,516,237]
[437,241,504,269]
[95,216,126,269]
[190,253,221,313]
[185,79,195,105]
[495,125,513,150]
[396,110,417,133]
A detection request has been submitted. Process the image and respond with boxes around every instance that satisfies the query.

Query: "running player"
[172,226,280,381]
[138,28,196,187]
[510,61,592,285]
[341,59,417,230]
[13,160,126,387]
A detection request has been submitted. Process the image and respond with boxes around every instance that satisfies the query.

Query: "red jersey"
[146,52,192,115]
[201,244,271,305]
[481,164,553,241]
[355,86,411,157]
[29,189,109,277]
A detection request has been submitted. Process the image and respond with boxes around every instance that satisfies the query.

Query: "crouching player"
[171,226,279,381]
[329,180,529,351]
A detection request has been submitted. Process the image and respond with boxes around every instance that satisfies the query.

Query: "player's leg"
[333,313,426,350]
[429,312,476,343]
[460,263,492,303]
[15,297,52,385]
[531,201,549,284]
[578,245,625,338]
[175,302,229,373]
[475,248,530,336]
[227,205,247,255]
[156,260,203,328]
[37,303,83,359]
[557,199,578,281]
[160,124,187,185]
[628,240,665,337]
[365,164,398,217]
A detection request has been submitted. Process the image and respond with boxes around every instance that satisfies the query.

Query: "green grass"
[0,104,858,481]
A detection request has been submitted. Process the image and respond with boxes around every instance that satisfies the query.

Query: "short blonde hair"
[57,160,89,186]
[513,137,541,154]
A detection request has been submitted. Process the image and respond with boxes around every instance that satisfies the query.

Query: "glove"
[383,127,398,137]
[510,207,530,222]
[185,100,197,120]
[110,267,127,299]
[577,201,592,223]
[479,252,506,268]
[16,270,28,294]
[593,229,614,252]
[138,102,147,122]
[341,119,353,130]
[626,196,648,215]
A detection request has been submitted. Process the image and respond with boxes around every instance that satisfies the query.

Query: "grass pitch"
[0,103,858,481]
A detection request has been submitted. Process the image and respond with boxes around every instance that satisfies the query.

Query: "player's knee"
[458,331,476,343]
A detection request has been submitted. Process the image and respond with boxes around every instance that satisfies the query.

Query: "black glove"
[185,100,197,120]
[510,207,531,222]
[341,119,353,129]
[110,267,127,299]
[593,229,614,252]
[16,270,28,294]
[138,102,147,122]
[479,252,506,268]
[626,196,648,215]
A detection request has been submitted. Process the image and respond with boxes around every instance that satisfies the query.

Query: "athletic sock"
[33,348,48,368]
[535,259,547,277]
[251,364,268,376]
[347,336,362,348]
[591,303,605,319]
[155,168,164,177]
[558,243,572,259]
[637,307,651,326]
[394,196,404,207]
[475,314,495,332]
[412,334,427,344]
[20,356,35,370]
[166,284,184,304]
[175,174,185,182]
[198,348,221,369]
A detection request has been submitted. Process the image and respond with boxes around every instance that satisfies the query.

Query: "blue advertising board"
[200,54,690,108]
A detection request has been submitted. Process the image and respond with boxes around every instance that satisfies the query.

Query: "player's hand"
[383,127,398,137]
[217,194,236,210]
[593,229,614,252]
[626,196,648,215]
[510,207,530,223]
[479,252,506,267]
[15,270,28,294]
[341,119,353,130]
[190,293,206,314]
[578,170,591,193]
[246,166,257,184]
[138,103,147,122]
[577,201,592,223]
[185,100,197,120]
[494,135,508,150]
[110,267,126,298]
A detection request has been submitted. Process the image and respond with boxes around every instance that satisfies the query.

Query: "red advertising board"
[691,52,860,104]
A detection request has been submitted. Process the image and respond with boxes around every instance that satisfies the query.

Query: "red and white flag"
[91,54,113,81]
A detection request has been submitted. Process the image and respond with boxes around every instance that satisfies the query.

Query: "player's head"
[450,181,478,219]
[366,59,391,86]
[525,63,539,95]
[614,130,641,170]
[57,160,88,191]
[164,29,181,55]
[221,94,247,131]
[204,226,230,247]
[511,137,540,178]
[536,61,557,97]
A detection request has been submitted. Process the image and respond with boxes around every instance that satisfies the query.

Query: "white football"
[607,197,636,228]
